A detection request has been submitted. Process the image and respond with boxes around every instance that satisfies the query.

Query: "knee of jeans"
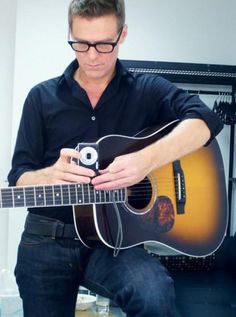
[141,276,175,307]
[149,276,176,314]
[117,275,176,317]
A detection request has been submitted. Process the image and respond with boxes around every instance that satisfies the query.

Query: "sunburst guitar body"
[73,120,228,257]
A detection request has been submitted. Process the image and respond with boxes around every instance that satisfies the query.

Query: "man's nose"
[87,46,99,59]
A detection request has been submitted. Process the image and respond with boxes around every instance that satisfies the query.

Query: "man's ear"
[120,24,128,44]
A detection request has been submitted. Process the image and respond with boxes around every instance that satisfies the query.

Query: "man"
[8,0,223,316]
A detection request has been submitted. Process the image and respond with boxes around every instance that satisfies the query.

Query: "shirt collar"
[57,58,131,94]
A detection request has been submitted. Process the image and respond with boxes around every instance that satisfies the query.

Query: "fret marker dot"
[17,195,21,199]
[56,193,60,197]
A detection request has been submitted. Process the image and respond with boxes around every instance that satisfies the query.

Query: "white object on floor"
[76,294,96,311]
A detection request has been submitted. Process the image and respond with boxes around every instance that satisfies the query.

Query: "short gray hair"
[68,0,125,31]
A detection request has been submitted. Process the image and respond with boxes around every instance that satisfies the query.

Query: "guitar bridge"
[173,160,186,214]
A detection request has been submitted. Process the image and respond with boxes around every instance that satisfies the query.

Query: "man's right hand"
[16,148,96,186]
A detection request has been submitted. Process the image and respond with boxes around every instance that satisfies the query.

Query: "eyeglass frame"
[68,27,123,54]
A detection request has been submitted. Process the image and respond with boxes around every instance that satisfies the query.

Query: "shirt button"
[91,116,96,121]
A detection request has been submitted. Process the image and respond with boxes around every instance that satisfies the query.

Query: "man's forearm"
[16,148,95,186]
[16,167,53,186]
[141,118,211,173]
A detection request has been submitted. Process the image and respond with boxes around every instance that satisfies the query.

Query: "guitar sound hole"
[127,177,152,211]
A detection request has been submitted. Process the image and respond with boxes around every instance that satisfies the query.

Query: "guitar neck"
[0,183,126,209]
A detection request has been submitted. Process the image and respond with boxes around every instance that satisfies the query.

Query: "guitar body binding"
[73,121,228,257]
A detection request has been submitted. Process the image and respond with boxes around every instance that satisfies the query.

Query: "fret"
[121,188,126,202]
[23,187,26,207]
[117,189,126,202]
[100,190,105,203]
[117,190,122,202]
[86,184,91,203]
[69,184,77,204]
[95,190,100,203]
[83,184,89,204]
[117,189,121,202]
[112,190,118,202]
[87,184,91,203]
[89,185,95,203]
[61,184,70,205]
[45,186,53,206]
[104,190,107,203]
[115,189,120,202]
[59,185,63,204]
[94,188,97,203]
[109,190,114,202]
[35,186,45,206]
[81,184,84,204]
[13,187,25,207]
[2,188,13,208]
[105,191,110,203]
[76,184,83,204]
[53,185,62,205]
[43,186,46,206]
[25,187,35,207]
[33,187,36,206]
[119,189,122,201]
[108,190,112,202]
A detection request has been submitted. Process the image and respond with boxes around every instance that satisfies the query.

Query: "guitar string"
[0,186,195,204]
[0,177,180,190]
[0,177,183,193]
[0,183,199,200]
[0,178,190,206]
[0,178,184,198]
[1,185,189,196]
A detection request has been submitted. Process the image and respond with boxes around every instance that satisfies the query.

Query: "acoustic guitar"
[0,121,228,257]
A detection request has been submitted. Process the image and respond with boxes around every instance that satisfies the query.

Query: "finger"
[108,161,124,174]
[99,162,124,175]
[92,169,127,186]
[60,172,92,184]
[59,148,96,177]
[98,168,109,175]
[93,177,132,191]
[66,163,96,178]
[51,177,91,185]
[59,148,80,163]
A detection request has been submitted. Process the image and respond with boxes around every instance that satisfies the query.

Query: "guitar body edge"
[73,125,228,257]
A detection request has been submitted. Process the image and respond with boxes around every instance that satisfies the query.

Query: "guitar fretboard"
[0,184,126,209]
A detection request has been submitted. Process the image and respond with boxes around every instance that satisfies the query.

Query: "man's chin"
[85,69,107,80]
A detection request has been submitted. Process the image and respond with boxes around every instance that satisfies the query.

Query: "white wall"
[123,0,236,64]
[0,0,17,271]
[1,0,236,272]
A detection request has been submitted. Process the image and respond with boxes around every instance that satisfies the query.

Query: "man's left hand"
[91,151,151,190]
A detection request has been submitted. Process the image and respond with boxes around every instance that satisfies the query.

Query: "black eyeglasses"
[68,27,123,54]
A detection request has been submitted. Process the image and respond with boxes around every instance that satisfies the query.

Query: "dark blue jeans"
[15,223,178,317]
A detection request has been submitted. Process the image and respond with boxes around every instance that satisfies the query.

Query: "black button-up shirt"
[8,59,223,223]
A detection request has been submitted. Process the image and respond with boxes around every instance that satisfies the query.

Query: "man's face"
[70,14,127,81]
